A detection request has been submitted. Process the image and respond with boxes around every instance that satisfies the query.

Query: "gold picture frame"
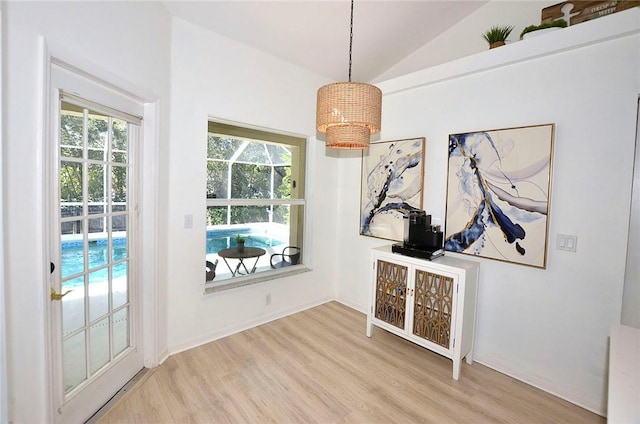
[360,137,426,241]
[445,124,555,268]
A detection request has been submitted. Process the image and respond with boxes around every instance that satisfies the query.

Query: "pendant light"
[316,0,382,150]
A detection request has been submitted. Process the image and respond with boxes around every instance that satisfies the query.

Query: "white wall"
[2,2,171,421]
[374,1,557,82]
[165,19,339,354]
[621,102,640,328]
[336,9,640,415]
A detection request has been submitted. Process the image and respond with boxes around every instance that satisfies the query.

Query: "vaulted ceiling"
[163,1,486,82]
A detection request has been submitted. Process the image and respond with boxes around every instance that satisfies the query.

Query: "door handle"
[51,288,72,301]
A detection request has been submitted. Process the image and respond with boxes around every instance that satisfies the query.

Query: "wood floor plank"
[98,302,604,423]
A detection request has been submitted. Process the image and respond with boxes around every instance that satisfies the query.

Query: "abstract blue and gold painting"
[445,124,554,268]
[360,138,425,241]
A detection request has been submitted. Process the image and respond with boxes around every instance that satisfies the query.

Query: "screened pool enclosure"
[205,122,306,282]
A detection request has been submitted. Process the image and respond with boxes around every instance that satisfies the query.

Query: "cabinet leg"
[366,315,373,338]
[452,358,461,380]
[466,350,474,365]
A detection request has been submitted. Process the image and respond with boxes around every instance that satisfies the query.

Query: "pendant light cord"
[348,0,354,82]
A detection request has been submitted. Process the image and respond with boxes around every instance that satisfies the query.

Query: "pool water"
[61,239,128,289]
[205,230,284,254]
[61,231,285,288]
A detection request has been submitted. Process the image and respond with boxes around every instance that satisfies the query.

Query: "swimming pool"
[60,239,128,289]
[60,229,286,288]
[205,228,284,253]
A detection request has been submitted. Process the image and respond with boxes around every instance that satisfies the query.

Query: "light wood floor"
[97,302,604,423]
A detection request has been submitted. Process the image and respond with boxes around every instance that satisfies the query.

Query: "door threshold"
[84,367,153,423]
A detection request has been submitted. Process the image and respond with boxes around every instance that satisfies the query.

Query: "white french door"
[49,63,143,423]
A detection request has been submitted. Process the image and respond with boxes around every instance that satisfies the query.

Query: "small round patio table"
[217,247,266,277]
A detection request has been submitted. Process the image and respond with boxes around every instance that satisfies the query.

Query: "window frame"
[205,121,308,293]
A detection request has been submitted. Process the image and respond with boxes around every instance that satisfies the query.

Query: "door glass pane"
[112,119,128,163]
[63,331,87,393]
[88,204,105,216]
[60,103,83,158]
[87,112,107,161]
[60,146,83,159]
[62,277,85,334]
[61,237,84,277]
[88,164,106,215]
[113,261,128,309]
[88,239,108,270]
[89,269,109,321]
[88,217,106,234]
[61,219,83,236]
[112,150,127,165]
[61,205,82,221]
[90,318,110,374]
[113,215,127,243]
[111,165,127,208]
[60,147,83,159]
[113,307,129,357]
[60,161,83,203]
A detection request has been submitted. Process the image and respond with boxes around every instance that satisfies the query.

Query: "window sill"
[204,265,311,294]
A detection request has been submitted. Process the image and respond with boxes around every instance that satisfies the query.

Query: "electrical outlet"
[265,293,271,306]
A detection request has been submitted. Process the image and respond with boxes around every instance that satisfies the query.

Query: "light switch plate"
[557,233,577,252]
[184,214,193,229]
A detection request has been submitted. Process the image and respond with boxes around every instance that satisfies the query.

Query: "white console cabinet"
[366,245,480,380]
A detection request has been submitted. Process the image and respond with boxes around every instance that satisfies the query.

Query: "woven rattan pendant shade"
[315,0,382,150]
[316,82,382,149]
[325,123,370,149]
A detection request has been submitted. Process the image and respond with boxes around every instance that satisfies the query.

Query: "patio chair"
[206,259,218,282]
[270,246,301,269]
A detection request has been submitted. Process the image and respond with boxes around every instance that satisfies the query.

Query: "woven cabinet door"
[412,269,454,348]
[374,259,408,330]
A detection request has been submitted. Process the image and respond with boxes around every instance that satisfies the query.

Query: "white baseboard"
[167,297,334,356]
[474,353,605,417]
[334,298,367,314]
[156,348,170,366]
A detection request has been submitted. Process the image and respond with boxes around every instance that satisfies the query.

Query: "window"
[205,122,306,287]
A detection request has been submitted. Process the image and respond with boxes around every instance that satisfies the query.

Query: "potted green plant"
[520,20,567,40]
[235,235,246,252]
[482,25,514,49]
